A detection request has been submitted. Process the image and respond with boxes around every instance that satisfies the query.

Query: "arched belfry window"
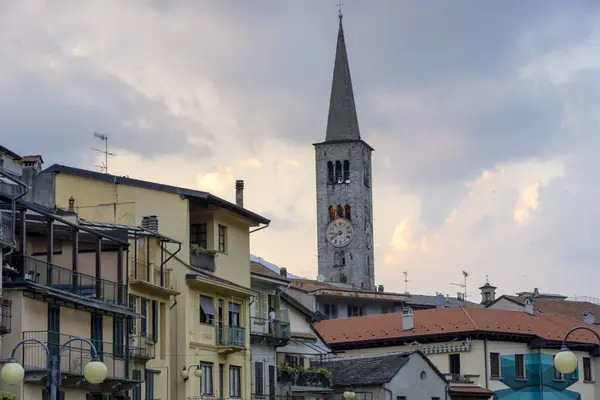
[334,252,340,266]
[327,161,334,184]
[328,205,335,221]
[340,251,346,266]
[343,160,350,183]
[336,205,344,218]
[344,205,351,219]
[335,161,343,184]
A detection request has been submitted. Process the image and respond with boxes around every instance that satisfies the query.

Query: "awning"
[200,295,216,316]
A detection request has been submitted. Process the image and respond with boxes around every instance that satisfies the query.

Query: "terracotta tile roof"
[290,279,338,292]
[291,331,317,340]
[449,386,494,394]
[21,155,43,163]
[250,261,290,282]
[505,295,600,323]
[313,306,600,346]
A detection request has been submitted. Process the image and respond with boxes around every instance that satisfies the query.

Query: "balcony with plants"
[277,364,332,390]
[190,244,217,272]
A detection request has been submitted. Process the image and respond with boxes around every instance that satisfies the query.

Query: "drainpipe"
[383,387,393,400]
[483,339,489,389]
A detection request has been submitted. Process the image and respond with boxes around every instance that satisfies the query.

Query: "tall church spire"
[325,13,361,142]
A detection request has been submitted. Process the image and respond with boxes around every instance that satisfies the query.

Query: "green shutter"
[152,300,159,343]
[141,298,147,336]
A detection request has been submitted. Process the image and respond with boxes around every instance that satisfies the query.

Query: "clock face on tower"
[326,218,354,248]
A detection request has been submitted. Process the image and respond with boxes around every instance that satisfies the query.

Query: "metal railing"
[127,334,156,360]
[216,325,245,348]
[129,258,172,289]
[0,211,13,246]
[6,254,127,306]
[277,369,331,388]
[22,330,130,379]
[444,373,478,383]
[250,317,290,340]
[0,299,11,335]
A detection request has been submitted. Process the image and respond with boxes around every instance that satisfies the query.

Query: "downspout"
[384,387,392,400]
[483,339,489,389]
[250,223,270,234]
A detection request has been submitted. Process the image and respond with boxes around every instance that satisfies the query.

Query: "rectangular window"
[132,369,142,400]
[219,364,225,398]
[515,354,525,378]
[381,307,391,314]
[141,297,147,337]
[190,223,208,249]
[584,357,592,381]
[254,362,264,395]
[490,352,500,377]
[397,397,406,400]
[553,355,563,380]
[218,225,227,253]
[284,355,305,368]
[229,366,241,398]
[127,294,137,334]
[201,362,214,395]
[323,304,338,319]
[152,300,159,343]
[200,295,216,324]
[113,317,124,358]
[145,370,155,400]
[347,305,364,317]
[229,302,241,327]
[449,354,461,375]
[91,313,103,357]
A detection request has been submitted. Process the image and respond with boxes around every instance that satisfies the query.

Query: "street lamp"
[554,326,599,374]
[343,391,356,399]
[180,364,203,381]
[0,337,107,400]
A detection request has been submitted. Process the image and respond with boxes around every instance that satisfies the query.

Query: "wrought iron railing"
[127,334,156,360]
[250,317,290,340]
[129,258,171,289]
[22,330,130,379]
[0,212,13,246]
[216,325,245,348]
[6,254,127,306]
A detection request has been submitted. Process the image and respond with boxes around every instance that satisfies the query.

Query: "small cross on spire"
[337,0,343,19]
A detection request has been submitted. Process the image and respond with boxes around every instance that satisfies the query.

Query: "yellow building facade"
[46,164,269,400]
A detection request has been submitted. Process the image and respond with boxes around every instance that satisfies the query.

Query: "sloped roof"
[502,295,600,323]
[313,306,600,347]
[321,351,445,387]
[251,261,289,283]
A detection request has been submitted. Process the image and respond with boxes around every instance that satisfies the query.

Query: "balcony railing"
[129,259,172,289]
[5,254,127,306]
[190,251,216,272]
[22,330,130,380]
[250,317,290,340]
[277,368,331,389]
[128,334,156,361]
[216,325,245,348]
[444,373,478,383]
[0,299,11,335]
[0,212,13,247]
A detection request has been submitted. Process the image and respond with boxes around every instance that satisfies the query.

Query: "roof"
[290,332,317,340]
[280,292,323,322]
[449,386,494,395]
[43,164,270,225]
[313,306,600,348]
[22,155,43,164]
[407,293,481,308]
[324,15,361,142]
[321,351,446,387]
[0,145,22,160]
[251,261,290,283]
[498,295,600,324]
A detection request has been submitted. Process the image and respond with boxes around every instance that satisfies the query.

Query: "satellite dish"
[316,274,325,283]
[584,312,596,325]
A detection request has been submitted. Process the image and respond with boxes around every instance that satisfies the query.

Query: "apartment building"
[43,164,270,400]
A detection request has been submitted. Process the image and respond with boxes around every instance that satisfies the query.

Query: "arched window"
[335,161,342,184]
[336,205,344,218]
[328,205,335,221]
[327,161,334,184]
[343,160,350,182]
[334,252,340,266]
[344,205,351,219]
[340,251,346,266]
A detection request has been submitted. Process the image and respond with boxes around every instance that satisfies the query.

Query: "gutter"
[383,387,392,400]
[250,223,269,234]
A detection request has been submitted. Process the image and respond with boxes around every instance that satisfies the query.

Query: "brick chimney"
[235,180,244,207]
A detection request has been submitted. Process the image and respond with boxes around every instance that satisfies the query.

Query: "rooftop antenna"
[403,271,410,293]
[451,270,469,299]
[92,132,116,173]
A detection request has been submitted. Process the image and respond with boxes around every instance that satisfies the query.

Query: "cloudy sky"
[3,0,600,299]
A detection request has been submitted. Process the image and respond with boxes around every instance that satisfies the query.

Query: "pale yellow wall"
[281,299,311,334]
[487,297,526,312]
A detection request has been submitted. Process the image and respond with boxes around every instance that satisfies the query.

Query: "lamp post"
[554,326,599,374]
[180,364,203,381]
[0,337,107,400]
[343,391,356,399]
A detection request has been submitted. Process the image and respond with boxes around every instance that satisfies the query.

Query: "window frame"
[190,223,208,249]
[584,357,592,382]
[553,355,564,381]
[200,295,216,325]
[515,354,525,379]
[254,361,264,395]
[218,224,227,253]
[229,365,242,398]
[200,362,214,395]
[449,353,461,375]
[490,352,500,378]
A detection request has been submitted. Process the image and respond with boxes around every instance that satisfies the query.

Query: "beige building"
[44,164,270,400]
[314,306,600,400]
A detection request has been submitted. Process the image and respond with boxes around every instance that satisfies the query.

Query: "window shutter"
[152,300,159,343]
[141,297,147,337]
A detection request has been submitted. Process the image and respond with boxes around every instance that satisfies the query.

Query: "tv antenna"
[92,132,116,173]
[403,271,410,293]
[451,270,469,300]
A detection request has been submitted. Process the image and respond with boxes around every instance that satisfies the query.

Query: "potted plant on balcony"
[277,364,297,385]
[190,244,217,272]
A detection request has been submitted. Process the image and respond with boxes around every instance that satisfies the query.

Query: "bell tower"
[314,13,374,289]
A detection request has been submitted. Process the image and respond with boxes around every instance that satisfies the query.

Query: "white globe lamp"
[84,360,108,384]
[554,349,578,375]
[194,366,203,378]
[1,360,25,385]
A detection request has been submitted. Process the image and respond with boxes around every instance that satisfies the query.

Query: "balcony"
[21,330,139,392]
[129,259,179,297]
[250,317,290,345]
[0,211,13,247]
[277,366,332,391]
[216,325,245,354]
[190,246,216,272]
[444,373,479,384]
[4,255,127,307]
[0,299,11,335]
[128,334,156,361]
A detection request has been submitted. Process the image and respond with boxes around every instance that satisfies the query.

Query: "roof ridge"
[459,306,479,330]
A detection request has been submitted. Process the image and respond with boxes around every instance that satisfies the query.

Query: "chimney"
[68,196,75,213]
[141,216,150,229]
[402,307,414,331]
[533,288,540,297]
[147,215,158,232]
[279,267,287,278]
[235,180,244,207]
[524,297,534,315]
[378,285,384,293]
